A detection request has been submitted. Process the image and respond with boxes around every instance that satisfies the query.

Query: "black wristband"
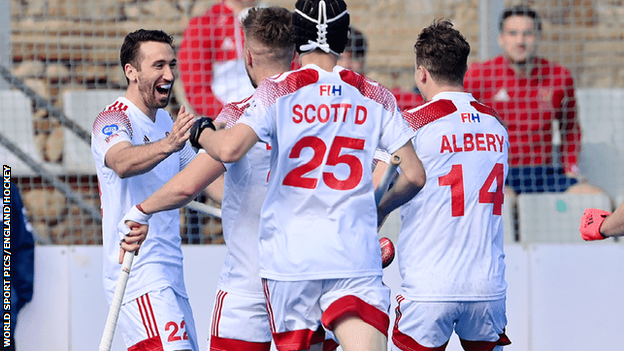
[189,117,216,149]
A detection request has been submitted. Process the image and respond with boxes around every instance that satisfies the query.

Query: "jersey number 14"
[439,163,505,217]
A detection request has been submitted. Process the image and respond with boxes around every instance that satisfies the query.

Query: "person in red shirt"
[178,0,257,117]
[464,5,582,194]
[337,26,424,111]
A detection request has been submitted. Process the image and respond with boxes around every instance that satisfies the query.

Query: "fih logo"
[319,85,342,96]
[461,113,481,123]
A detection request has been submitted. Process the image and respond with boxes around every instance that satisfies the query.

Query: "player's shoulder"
[95,98,131,121]
[469,98,499,117]
[338,68,397,111]
[93,98,132,132]
[403,99,458,131]
[271,66,320,87]
[216,95,253,127]
[223,95,253,113]
[469,100,506,127]
[254,67,321,105]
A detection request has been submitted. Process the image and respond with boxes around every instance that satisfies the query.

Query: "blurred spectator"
[337,26,424,111]
[178,0,256,117]
[10,182,35,351]
[465,5,596,194]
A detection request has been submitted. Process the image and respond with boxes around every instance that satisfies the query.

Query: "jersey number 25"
[283,136,365,190]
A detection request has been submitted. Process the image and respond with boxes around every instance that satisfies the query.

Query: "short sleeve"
[379,109,415,154]
[237,93,274,145]
[92,109,133,160]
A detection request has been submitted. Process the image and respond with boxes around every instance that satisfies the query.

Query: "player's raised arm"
[140,152,225,215]
[377,140,426,226]
[600,204,624,237]
[191,120,260,164]
[580,201,624,240]
[104,94,195,179]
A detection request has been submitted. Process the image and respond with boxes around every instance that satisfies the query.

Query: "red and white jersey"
[399,92,509,301]
[214,97,271,298]
[91,97,196,304]
[238,64,414,281]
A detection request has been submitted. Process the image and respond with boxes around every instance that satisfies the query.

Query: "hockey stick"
[185,201,222,218]
[99,250,134,351]
[374,154,402,206]
[97,202,218,350]
[374,155,401,269]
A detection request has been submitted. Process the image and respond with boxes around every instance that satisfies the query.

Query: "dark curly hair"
[414,20,471,86]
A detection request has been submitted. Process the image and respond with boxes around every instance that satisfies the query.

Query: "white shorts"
[117,287,199,351]
[208,289,272,351]
[263,275,390,351]
[391,295,510,351]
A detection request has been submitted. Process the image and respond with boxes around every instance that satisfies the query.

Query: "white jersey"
[399,92,509,301]
[92,97,196,304]
[214,97,271,298]
[238,64,415,281]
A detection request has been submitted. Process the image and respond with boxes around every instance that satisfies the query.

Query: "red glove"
[579,208,611,241]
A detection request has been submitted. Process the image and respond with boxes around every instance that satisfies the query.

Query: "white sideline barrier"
[517,192,613,243]
[15,244,624,351]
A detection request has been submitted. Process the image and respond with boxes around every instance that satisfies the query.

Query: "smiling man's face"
[133,41,176,110]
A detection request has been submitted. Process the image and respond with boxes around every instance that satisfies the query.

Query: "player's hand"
[117,205,152,262]
[168,105,195,153]
[579,208,611,241]
[119,223,148,263]
[189,117,217,149]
